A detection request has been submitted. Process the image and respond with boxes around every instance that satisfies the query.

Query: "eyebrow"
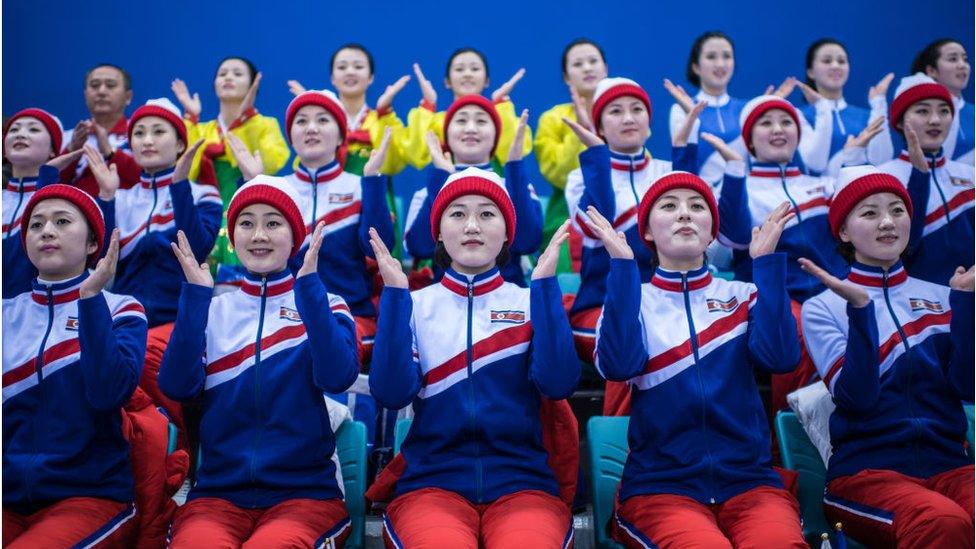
[31,210,74,218]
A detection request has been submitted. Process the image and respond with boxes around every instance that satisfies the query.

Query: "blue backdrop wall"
[4,0,973,198]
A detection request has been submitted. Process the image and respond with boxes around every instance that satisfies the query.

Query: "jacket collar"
[609,147,650,172]
[240,268,294,298]
[650,263,712,292]
[454,161,493,171]
[897,149,946,169]
[140,166,176,189]
[440,266,504,297]
[694,90,730,107]
[295,160,343,183]
[749,161,802,178]
[6,175,39,192]
[31,271,88,306]
[847,260,907,288]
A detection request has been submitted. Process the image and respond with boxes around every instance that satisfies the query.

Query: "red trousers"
[3,498,137,549]
[770,300,817,413]
[824,465,974,548]
[168,497,350,548]
[569,306,632,416]
[614,486,806,549]
[383,488,573,549]
[141,322,185,439]
[355,315,377,367]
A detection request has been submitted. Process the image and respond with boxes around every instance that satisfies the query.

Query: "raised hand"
[297,221,325,278]
[376,75,411,113]
[700,132,744,162]
[226,133,264,181]
[868,72,895,101]
[363,127,393,177]
[79,229,120,299]
[766,76,798,99]
[67,120,92,152]
[795,80,822,105]
[491,68,526,102]
[844,116,885,150]
[508,109,530,162]
[287,79,307,96]
[672,101,706,147]
[425,131,455,173]
[569,84,595,132]
[44,147,85,171]
[171,78,201,118]
[170,230,214,287]
[368,227,408,289]
[664,78,696,114]
[904,126,929,173]
[562,116,604,148]
[582,205,633,260]
[799,257,870,307]
[230,72,263,122]
[92,122,112,156]
[532,220,570,280]
[949,265,975,292]
[413,63,437,107]
[174,139,205,183]
[750,202,795,258]
[85,145,119,200]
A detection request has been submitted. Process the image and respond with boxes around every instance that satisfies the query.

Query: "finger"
[105,229,120,265]
[310,221,326,253]
[878,72,894,89]
[412,63,427,82]
[392,74,411,91]
[186,139,205,157]
[368,227,390,256]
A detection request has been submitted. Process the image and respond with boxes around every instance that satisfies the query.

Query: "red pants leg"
[570,307,633,415]
[825,468,974,548]
[4,498,136,549]
[926,464,975,521]
[244,498,350,548]
[614,493,732,549]
[141,322,186,438]
[355,315,378,367]
[480,490,573,548]
[770,300,817,413]
[383,487,480,549]
[168,497,258,549]
[716,486,806,549]
[2,508,28,546]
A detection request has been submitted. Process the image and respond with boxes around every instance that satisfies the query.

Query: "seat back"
[394,417,413,455]
[587,416,629,549]
[336,420,368,549]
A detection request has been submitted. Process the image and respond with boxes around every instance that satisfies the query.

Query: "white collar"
[694,90,730,107]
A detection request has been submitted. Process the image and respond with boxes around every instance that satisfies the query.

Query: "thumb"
[254,149,263,165]
[109,163,118,174]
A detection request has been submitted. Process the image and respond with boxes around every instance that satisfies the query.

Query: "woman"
[588,171,806,548]
[800,38,894,176]
[534,38,609,273]
[369,167,579,548]
[800,165,973,547]
[912,39,973,164]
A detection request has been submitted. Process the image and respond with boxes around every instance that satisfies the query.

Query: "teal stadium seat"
[557,273,582,295]
[394,417,413,455]
[335,420,368,549]
[587,416,629,549]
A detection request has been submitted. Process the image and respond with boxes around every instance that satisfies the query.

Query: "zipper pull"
[882,270,889,288]
[261,276,268,297]
[681,273,689,292]
[467,281,474,298]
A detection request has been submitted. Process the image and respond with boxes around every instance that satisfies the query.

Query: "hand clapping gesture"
[491,68,526,103]
[749,202,795,259]
[297,222,325,278]
[363,128,393,177]
[170,230,214,288]
[532,220,571,280]
[581,206,634,260]
[368,227,408,289]
[799,257,870,308]
[425,131,455,173]
[226,133,264,181]
[508,109,530,162]
[79,229,120,299]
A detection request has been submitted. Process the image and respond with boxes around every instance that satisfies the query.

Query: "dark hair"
[686,31,734,88]
[331,43,374,76]
[805,38,848,87]
[84,63,132,91]
[445,47,489,80]
[433,241,510,270]
[911,38,963,75]
[215,56,258,85]
[561,38,607,76]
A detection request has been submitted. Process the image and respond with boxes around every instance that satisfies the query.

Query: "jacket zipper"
[6,184,26,239]
[26,287,57,503]
[466,281,483,503]
[880,271,921,472]
[927,154,952,224]
[311,169,320,228]
[682,274,716,503]
[779,165,802,223]
[249,276,268,487]
[146,176,159,238]
[628,157,641,206]
[716,103,726,134]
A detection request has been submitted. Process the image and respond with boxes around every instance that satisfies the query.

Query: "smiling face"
[130,116,184,172]
[445,51,488,97]
[900,99,953,152]
[694,37,735,93]
[214,58,252,101]
[840,192,910,268]
[4,117,53,168]
[599,96,650,154]
[808,43,849,95]
[438,194,506,274]
[643,188,713,267]
[750,109,799,163]
[291,104,341,166]
[446,104,495,165]
[927,42,971,96]
[233,203,293,275]
[564,43,607,97]
[25,198,96,280]
[85,66,132,118]
[331,47,373,99]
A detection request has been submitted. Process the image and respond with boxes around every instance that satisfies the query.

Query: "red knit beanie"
[443,95,502,156]
[591,77,652,136]
[739,95,801,153]
[20,184,106,266]
[3,108,64,156]
[889,73,955,130]
[227,175,306,257]
[285,90,348,144]
[828,165,913,238]
[430,167,515,243]
[128,98,187,146]
[636,171,719,247]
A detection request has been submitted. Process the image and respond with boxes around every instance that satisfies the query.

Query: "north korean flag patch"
[706,296,740,313]
[909,297,944,313]
[490,310,526,324]
[279,307,302,322]
[329,192,355,204]
[65,316,79,331]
